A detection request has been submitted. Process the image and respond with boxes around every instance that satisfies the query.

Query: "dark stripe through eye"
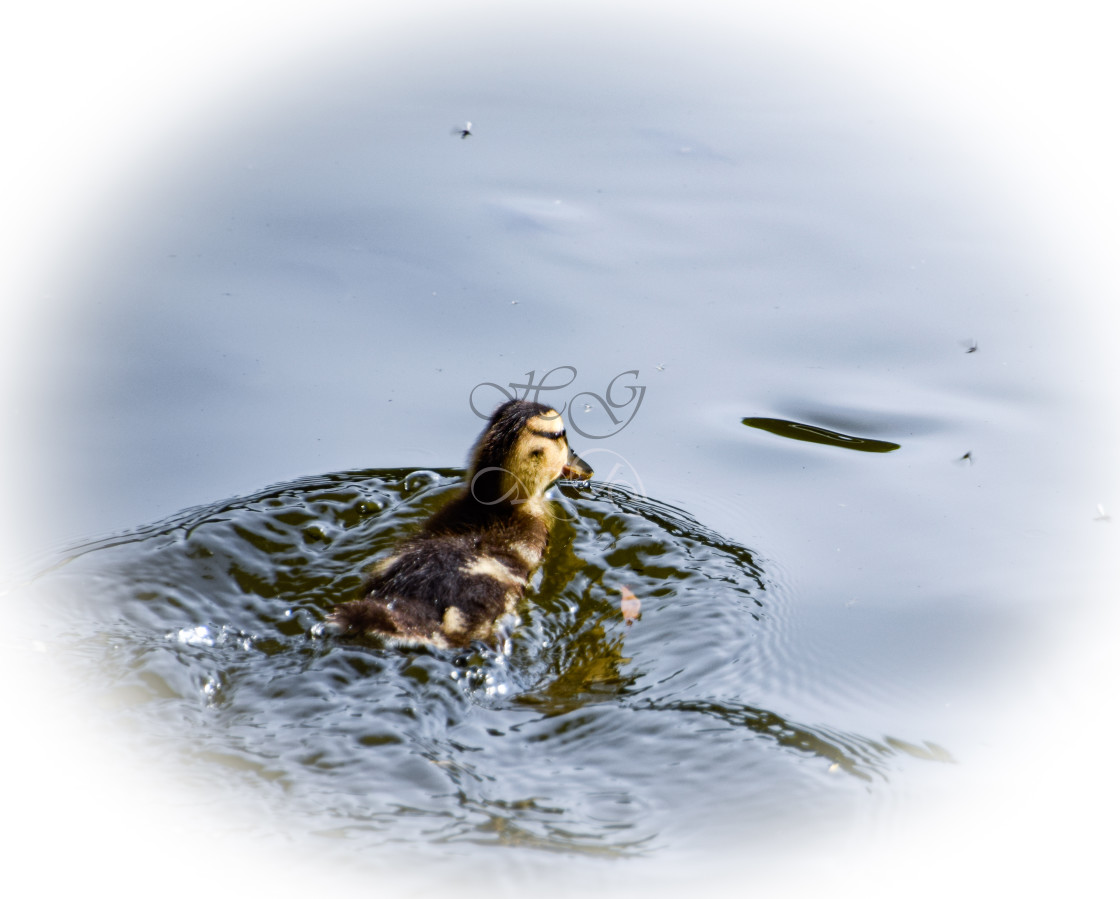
[529,428,565,440]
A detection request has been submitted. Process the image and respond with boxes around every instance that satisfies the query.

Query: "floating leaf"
[620,585,641,624]
[742,416,900,453]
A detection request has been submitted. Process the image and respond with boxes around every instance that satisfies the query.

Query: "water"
[4,8,1118,897]
[26,470,951,857]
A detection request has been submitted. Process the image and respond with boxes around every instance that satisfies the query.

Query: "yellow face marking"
[505,410,571,499]
[527,409,565,436]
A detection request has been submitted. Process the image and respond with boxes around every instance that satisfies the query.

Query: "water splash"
[18,468,950,854]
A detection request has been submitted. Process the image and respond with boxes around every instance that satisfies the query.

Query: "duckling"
[330,400,593,649]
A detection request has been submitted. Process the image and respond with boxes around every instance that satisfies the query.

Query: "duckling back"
[332,511,549,647]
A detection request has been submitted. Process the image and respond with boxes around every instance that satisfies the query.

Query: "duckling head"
[469,400,593,507]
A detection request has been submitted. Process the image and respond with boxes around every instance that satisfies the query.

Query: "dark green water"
[23,470,951,855]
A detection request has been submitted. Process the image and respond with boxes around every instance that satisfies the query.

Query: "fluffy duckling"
[330,400,593,648]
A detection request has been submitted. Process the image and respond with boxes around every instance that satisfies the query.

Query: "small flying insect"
[451,121,473,139]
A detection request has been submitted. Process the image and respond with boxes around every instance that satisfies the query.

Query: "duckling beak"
[561,447,593,481]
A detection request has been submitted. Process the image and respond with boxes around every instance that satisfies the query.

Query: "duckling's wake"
[15,468,951,856]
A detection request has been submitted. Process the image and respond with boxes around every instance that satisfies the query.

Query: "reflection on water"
[22,470,950,853]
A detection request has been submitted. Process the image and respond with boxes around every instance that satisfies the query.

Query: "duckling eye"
[529,448,544,458]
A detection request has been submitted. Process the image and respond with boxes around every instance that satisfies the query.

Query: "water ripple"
[16,468,952,853]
